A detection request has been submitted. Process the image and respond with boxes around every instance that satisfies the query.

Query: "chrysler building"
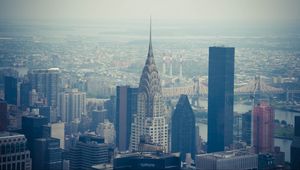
[130,19,168,152]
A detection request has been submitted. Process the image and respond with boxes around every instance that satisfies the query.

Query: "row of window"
[0,154,29,163]
[0,143,26,155]
[1,162,26,170]
[0,138,25,144]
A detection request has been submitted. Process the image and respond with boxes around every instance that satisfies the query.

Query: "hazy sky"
[0,0,300,25]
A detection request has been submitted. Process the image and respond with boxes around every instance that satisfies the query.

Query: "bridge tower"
[179,55,183,79]
[163,55,166,75]
[191,77,200,107]
[169,54,173,77]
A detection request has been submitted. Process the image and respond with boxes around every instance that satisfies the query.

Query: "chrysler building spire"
[148,17,153,58]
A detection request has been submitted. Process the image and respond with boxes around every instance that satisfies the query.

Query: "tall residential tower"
[253,101,274,153]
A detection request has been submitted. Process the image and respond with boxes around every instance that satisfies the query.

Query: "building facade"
[242,111,252,145]
[252,101,274,153]
[0,132,32,170]
[51,122,65,149]
[0,100,8,131]
[29,68,60,107]
[171,95,196,161]
[291,116,300,169]
[113,152,180,170]
[4,76,18,105]
[20,82,31,109]
[207,47,235,153]
[130,20,168,152]
[32,138,62,170]
[21,115,48,151]
[96,119,116,144]
[69,135,109,170]
[91,109,106,131]
[115,86,138,151]
[58,88,86,123]
[195,150,258,170]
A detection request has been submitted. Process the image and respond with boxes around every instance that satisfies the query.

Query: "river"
[197,101,300,162]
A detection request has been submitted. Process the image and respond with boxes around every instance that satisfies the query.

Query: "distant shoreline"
[274,136,293,141]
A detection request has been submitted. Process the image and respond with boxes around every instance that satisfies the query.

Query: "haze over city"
[0,0,300,170]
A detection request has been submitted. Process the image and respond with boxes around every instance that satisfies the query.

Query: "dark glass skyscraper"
[33,138,62,170]
[4,76,18,105]
[0,100,8,131]
[242,111,252,145]
[171,94,195,160]
[20,82,31,109]
[291,116,300,169]
[21,115,49,151]
[207,47,234,153]
[115,86,138,151]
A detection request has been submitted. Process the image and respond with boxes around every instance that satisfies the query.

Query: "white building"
[130,20,168,152]
[96,119,116,144]
[51,122,65,149]
[196,149,258,170]
[58,88,86,123]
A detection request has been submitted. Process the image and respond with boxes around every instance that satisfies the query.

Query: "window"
[1,145,5,154]
[16,143,20,152]
[22,162,25,170]
[20,143,24,152]
[11,144,15,153]
[6,144,10,154]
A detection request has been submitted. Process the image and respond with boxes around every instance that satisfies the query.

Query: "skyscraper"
[21,115,49,151]
[32,138,62,170]
[291,116,300,169]
[242,111,252,145]
[52,123,65,149]
[4,76,18,105]
[115,86,138,151]
[171,94,196,160]
[130,20,168,152]
[105,95,116,123]
[195,150,258,170]
[207,47,235,153]
[29,68,60,107]
[96,119,116,144]
[252,101,274,153]
[58,88,86,123]
[91,109,106,131]
[69,134,109,170]
[0,132,32,170]
[0,100,8,131]
[20,82,31,109]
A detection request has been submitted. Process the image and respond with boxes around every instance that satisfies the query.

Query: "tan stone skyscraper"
[130,19,168,152]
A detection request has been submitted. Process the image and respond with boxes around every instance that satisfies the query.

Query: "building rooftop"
[0,131,24,138]
[91,164,113,170]
[115,152,179,159]
[22,114,47,119]
[197,149,256,160]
